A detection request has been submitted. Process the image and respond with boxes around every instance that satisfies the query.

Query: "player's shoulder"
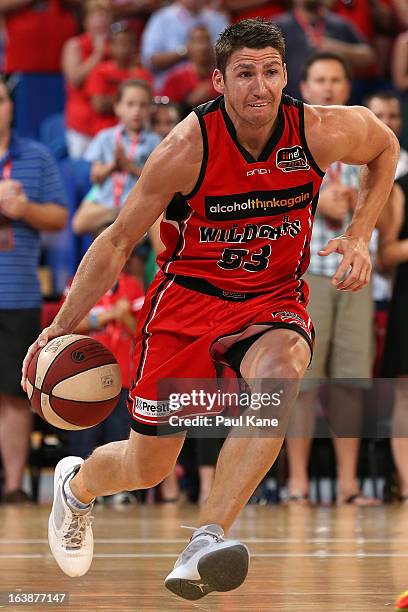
[304,103,371,136]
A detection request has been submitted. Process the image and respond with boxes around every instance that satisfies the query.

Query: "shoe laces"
[181,524,225,543]
[63,514,94,549]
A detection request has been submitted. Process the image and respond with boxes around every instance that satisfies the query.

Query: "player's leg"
[198,328,310,530]
[285,389,316,503]
[165,328,310,601]
[286,273,334,503]
[330,284,378,505]
[48,429,185,577]
[0,393,33,501]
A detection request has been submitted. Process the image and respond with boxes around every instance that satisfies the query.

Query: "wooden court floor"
[1,502,408,611]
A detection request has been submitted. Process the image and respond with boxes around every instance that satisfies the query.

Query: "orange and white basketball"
[26,335,122,430]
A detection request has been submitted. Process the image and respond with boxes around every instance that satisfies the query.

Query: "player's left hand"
[318,234,371,291]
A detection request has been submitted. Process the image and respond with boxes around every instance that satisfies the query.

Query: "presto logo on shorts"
[205,183,313,221]
[133,396,172,418]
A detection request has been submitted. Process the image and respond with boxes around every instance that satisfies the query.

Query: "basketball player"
[22,20,398,601]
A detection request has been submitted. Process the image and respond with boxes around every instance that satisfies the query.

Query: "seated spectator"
[141,0,229,92]
[62,0,113,159]
[162,26,218,113]
[150,101,181,140]
[0,75,68,503]
[1,0,80,138]
[87,22,153,135]
[275,0,375,100]
[73,79,160,235]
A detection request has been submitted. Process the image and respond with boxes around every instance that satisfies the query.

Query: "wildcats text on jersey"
[205,182,313,221]
[199,217,302,244]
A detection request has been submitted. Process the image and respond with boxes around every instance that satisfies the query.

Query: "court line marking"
[0,537,405,544]
[2,552,408,559]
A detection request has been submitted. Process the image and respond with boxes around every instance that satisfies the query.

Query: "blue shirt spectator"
[141,0,229,91]
[84,124,161,208]
[0,133,68,308]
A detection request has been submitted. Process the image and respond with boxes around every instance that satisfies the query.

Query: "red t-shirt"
[61,273,145,388]
[332,0,374,41]
[5,0,78,73]
[86,61,154,134]
[65,33,111,136]
[162,63,219,105]
[230,2,284,24]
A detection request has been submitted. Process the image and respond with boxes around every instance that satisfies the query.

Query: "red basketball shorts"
[127,272,314,435]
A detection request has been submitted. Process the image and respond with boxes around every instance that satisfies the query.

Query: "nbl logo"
[71,351,85,363]
[276,145,310,173]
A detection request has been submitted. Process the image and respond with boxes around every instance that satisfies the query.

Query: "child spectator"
[150,101,181,140]
[87,22,153,135]
[62,0,113,158]
[73,79,160,235]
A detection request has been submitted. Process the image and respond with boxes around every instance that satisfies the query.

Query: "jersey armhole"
[183,109,209,200]
[298,102,325,178]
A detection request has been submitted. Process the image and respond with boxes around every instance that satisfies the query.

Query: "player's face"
[367,97,402,137]
[0,83,13,133]
[115,86,150,133]
[300,59,350,106]
[213,47,287,128]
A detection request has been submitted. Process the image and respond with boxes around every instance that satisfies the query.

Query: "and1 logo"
[276,145,310,173]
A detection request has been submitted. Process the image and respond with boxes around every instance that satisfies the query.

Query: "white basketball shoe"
[165,524,250,600]
[48,456,94,577]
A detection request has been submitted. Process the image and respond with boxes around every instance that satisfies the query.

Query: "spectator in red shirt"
[2,0,79,73]
[62,0,113,158]
[0,0,81,138]
[87,22,153,135]
[162,26,219,113]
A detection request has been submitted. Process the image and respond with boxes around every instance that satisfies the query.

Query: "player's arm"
[21,113,202,389]
[377,183,408,270]
[308,104,399,291]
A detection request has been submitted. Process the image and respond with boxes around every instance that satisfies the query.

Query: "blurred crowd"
[0,0,407,506]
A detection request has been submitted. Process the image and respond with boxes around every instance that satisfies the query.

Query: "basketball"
[26,335,122,430]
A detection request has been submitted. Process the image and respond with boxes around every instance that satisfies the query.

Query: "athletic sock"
[63,471,94,512]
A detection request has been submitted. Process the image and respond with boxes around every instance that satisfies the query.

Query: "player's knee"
[248,349,305,381]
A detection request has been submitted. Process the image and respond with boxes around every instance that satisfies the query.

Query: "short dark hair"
[301,51,352,82]
[215,19,285,77]
[116,78,152,103]
[363,90,401,107]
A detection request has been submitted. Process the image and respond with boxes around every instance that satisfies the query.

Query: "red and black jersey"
[157,94,325,301]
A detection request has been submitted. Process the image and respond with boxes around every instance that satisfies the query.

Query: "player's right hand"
[21,323,69,393]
